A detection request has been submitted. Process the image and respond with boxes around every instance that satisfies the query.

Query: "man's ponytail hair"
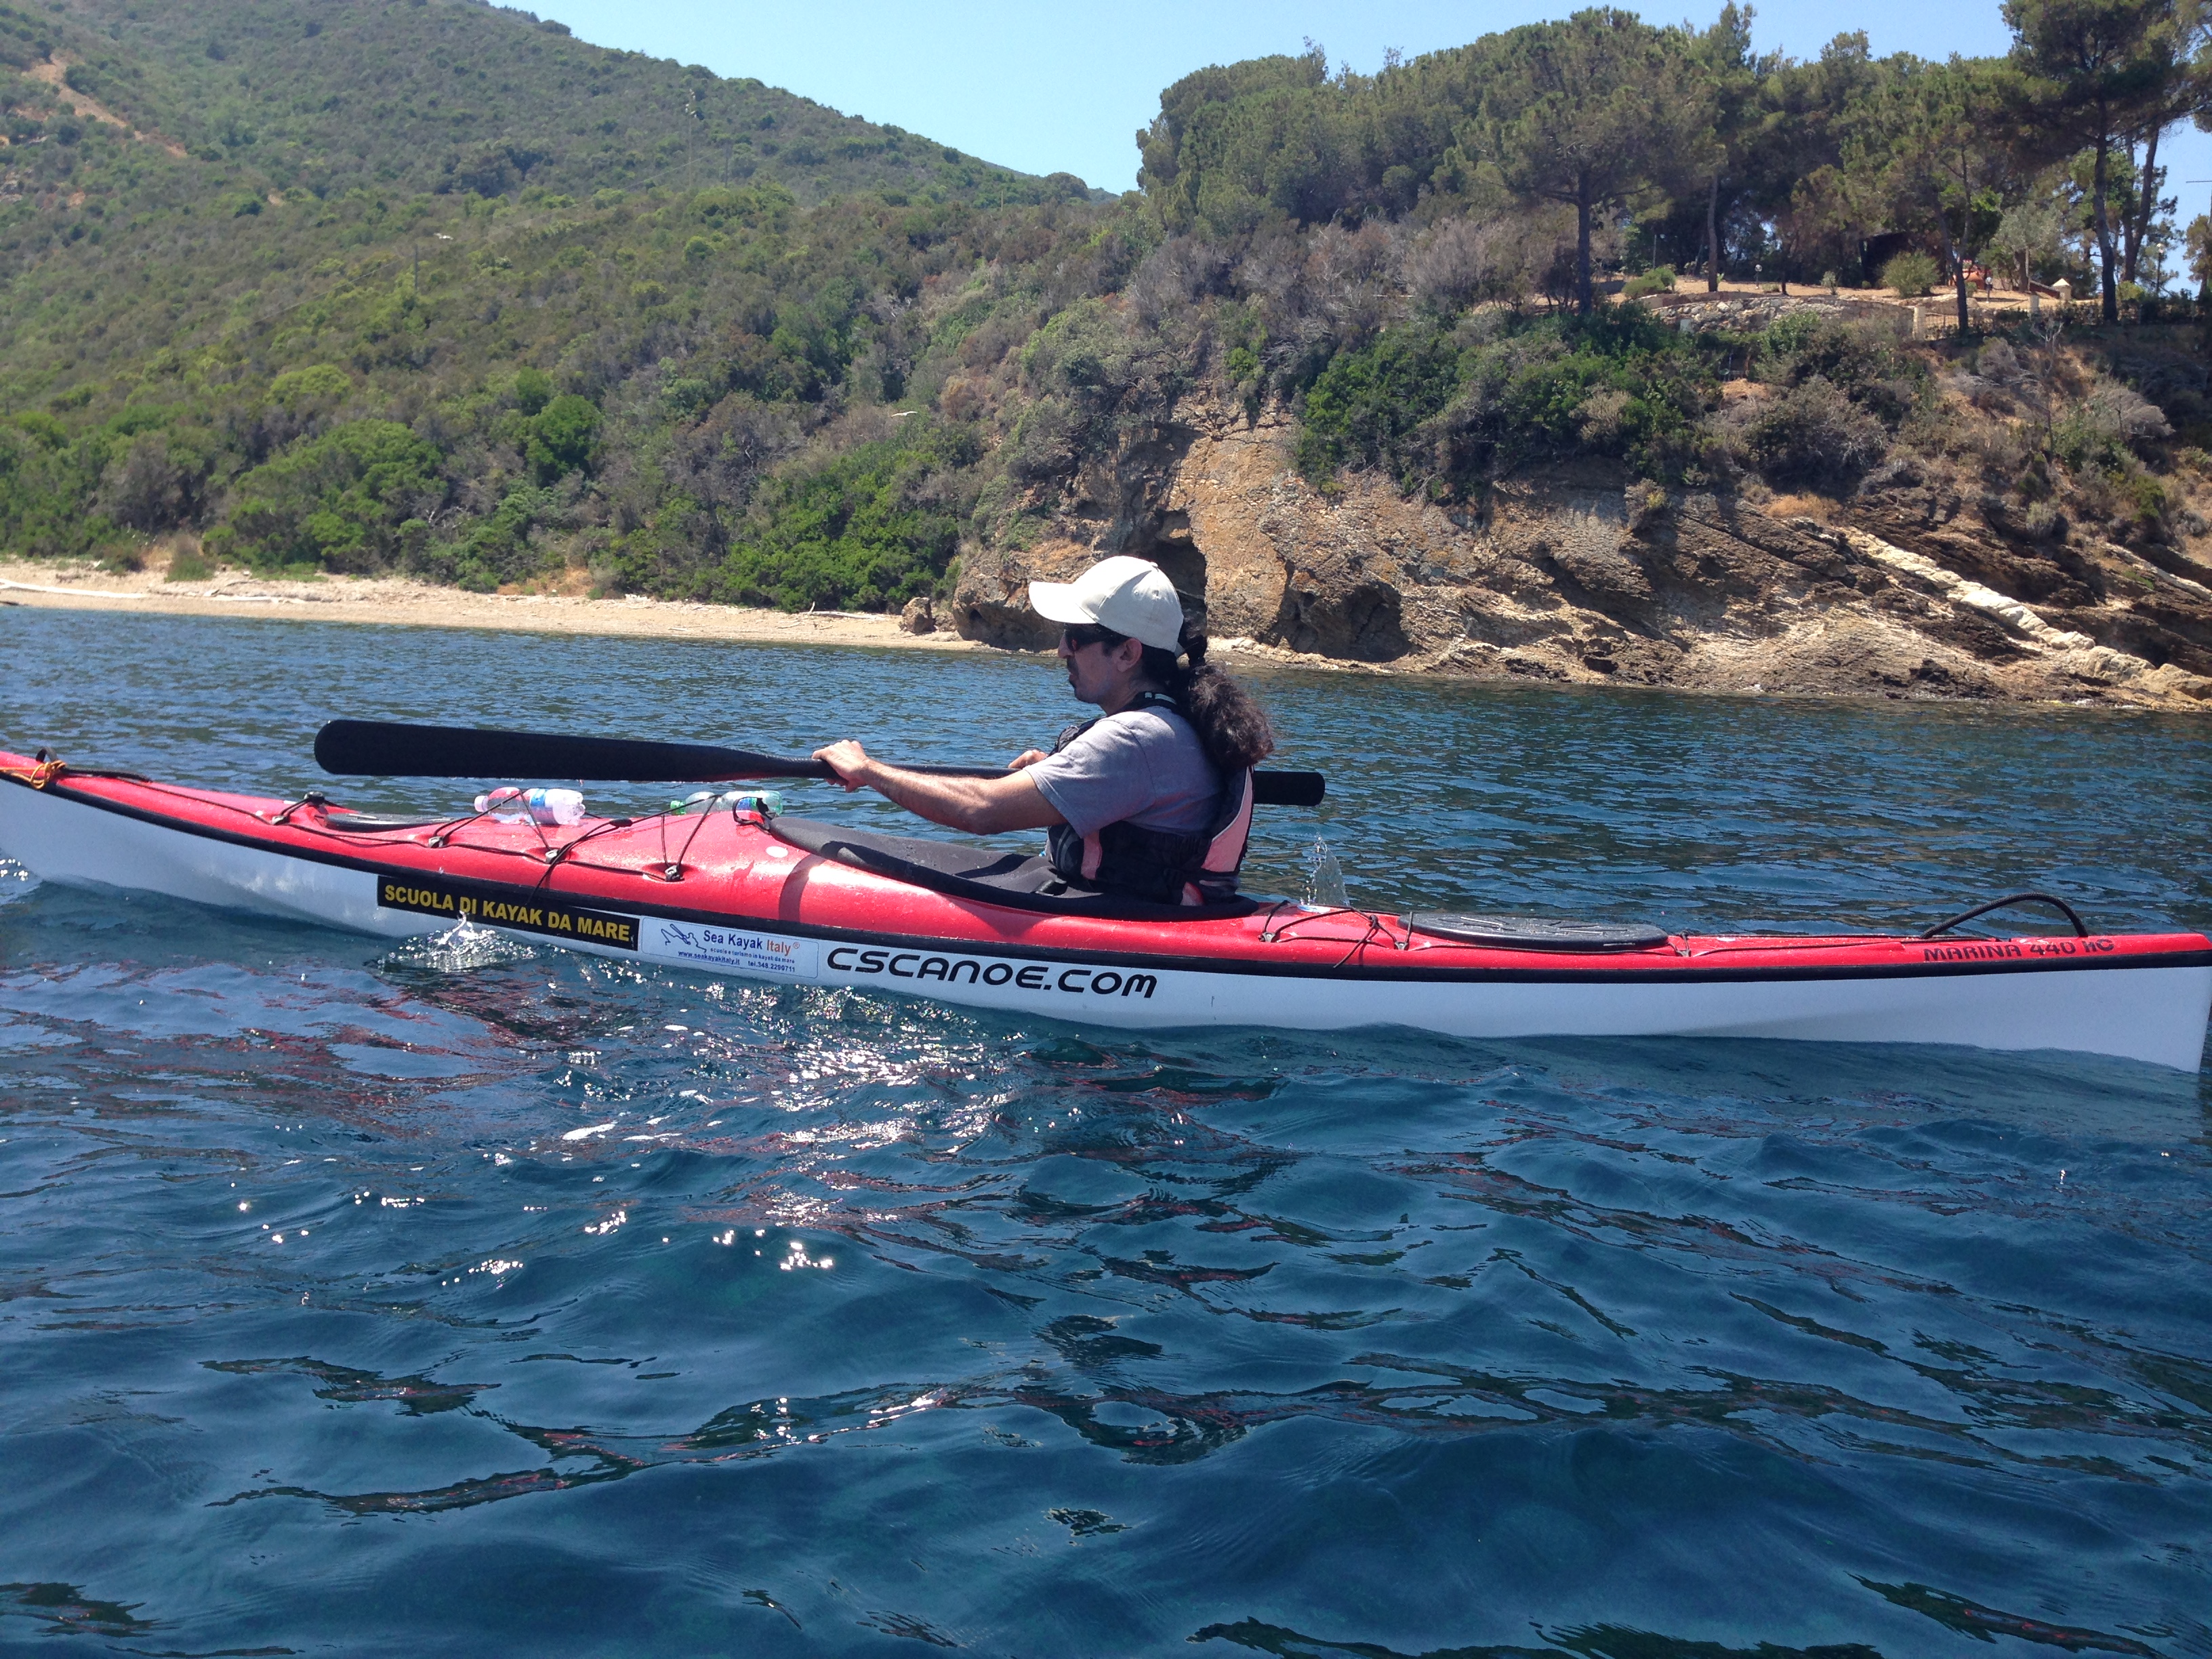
[1139,625,1275,773]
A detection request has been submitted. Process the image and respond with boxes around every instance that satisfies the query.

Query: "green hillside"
[18,0,1073,203]
[0,1,2203,616]
[0,0,1109,600]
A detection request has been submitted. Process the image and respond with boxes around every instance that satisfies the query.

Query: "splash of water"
[1300,835,1347,909]
[383,916,540,973]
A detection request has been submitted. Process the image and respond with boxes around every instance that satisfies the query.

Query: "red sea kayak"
[2,747,2207,1070]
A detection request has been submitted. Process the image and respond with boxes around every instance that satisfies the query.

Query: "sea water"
[1,605,2209,1658]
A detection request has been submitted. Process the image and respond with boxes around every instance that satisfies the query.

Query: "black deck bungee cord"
[1919,892,2089,939]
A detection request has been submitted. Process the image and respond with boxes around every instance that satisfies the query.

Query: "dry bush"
[663,394,802,513]
[1298,221,1399,349]
[2080,382,2172,448]
[1127,236,1231,329]
[1975,338,2023,386]
[98,432,188,532]
[1406,216,1515,316]
[1722,374,1888,490]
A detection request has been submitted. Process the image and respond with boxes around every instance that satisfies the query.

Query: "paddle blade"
[314,720,822,783]
[1252,771,1324,808]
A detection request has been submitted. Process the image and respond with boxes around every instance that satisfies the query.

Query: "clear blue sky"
[541,0,2212,230]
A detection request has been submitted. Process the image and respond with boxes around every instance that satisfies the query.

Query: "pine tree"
[2005,0,2185,321]
[1475,9,1694,314]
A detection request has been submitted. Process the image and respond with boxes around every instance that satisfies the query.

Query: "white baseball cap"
[1027,556,1185,653]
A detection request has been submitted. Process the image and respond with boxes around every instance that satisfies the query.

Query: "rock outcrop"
[949,397,2212,709]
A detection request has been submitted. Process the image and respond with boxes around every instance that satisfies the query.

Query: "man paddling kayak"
[813,556,1277,904]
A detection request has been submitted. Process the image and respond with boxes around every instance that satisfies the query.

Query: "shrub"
[210,419,445,572]
[97,433,188,532]
[1298,308,1718,494]
[453,485,558,588]
[2053,383,2172,470]
[1004,396,1080,482]
[1733,375,1889,489]
[2123,470,2170,535]
[2089,383,2171,447]
[707,419,981,611]
[1404,216,1534,316]
[1008,296,1186,472]
[165,546,215,582]
[1880,250,1940,298]
[1622,265,1677,300]
[1757,312,1924,426]
[527,394,601,481]
[1021,298,1180,410]
[1295,324,1467,486]
[14,412,68,451]
[269,364,352,409]
[512,367,554,416]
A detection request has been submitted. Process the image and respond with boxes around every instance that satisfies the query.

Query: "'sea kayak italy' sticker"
[377,878,640,951]
[642,918,819,980]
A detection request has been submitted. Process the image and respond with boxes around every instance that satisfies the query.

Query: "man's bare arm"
[812,740,1064,834]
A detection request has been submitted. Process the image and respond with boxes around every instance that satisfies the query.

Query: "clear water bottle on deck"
[524,787,586,825]
[475,786,586,825]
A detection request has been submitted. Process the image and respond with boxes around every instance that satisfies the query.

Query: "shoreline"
[0,561,988,654]
[6,557,2206,712]
[0,559,1370,677]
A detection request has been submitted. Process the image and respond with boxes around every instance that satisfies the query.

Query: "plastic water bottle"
[1300,835,1348,909]
[524,787,586,825]
[726,789,783,819]
[475,786,585,825]
[665,789,783,818]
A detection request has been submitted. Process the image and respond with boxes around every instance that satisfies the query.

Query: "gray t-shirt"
[1026,706,1222,839]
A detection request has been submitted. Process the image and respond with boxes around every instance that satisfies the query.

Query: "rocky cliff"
[949,396,2212,710]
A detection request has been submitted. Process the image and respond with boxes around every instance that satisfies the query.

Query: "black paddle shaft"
[314,720,1326,808]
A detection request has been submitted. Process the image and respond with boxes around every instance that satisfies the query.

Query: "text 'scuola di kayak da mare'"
[3,722,2207,1073]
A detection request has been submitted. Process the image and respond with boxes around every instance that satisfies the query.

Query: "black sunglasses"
[1061,624,1127,651]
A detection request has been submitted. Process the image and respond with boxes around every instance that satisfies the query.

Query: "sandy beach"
[0,558,1376,678]
[0,558,990,653]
